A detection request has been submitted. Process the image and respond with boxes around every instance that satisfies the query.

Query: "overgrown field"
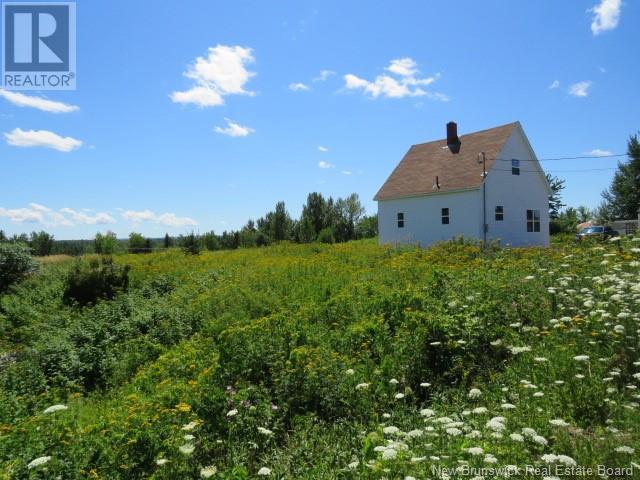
[0,238,639,479]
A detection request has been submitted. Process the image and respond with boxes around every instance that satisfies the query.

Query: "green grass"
[0,238,638,478]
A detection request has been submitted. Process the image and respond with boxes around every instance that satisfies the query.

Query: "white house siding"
[484,127,550,247]
[378,189,482,247]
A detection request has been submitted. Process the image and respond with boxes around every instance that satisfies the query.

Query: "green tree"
[181,232,201,255]
[29,231,54,256]
[11,233,28,243]
[94,231,118,255]
[576,205,592,223]
[272,201,291,241]
[601,134,640,219]
[356,214,378,238]
[128,232,149,254]
[334,194,365,242]
[546,174,566,220]
[163,233,173,249]
[300,192,327,240]
[202,231,220,251]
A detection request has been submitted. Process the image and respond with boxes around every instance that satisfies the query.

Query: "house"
[374,121,550,247]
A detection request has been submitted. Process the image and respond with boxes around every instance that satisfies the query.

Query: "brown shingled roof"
[374,122,519,201]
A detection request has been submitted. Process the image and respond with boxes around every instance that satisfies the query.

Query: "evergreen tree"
[546,174,566,220]
[181,232,201,255]
[601,134,640,219]
[163,233,173,249]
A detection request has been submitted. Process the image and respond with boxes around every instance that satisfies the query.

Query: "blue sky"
[1,0,638,240]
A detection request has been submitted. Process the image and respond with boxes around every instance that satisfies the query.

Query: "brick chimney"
[447,121,461,154]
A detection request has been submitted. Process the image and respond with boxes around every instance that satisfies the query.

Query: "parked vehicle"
[575,225,619,242]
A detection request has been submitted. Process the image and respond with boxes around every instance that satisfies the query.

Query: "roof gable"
[374,122,519,201]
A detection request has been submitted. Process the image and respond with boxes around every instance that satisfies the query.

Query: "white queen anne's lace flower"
[466,447,484,456]
[179,443,195,455]
[468,388,482,399]
[200,465,217,478]
[615,446,635,454]
[27,456,51,469]
[43,404,67,414]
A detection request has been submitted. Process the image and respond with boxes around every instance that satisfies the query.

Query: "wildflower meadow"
[0,237,639,479]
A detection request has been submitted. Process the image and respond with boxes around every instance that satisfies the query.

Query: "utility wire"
[493,167,617,173]
[491,153,626,163]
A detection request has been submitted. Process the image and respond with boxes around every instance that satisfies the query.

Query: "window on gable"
[511,159,520,175]
[441,208,449,225]
[397,212,404,228]
[526,209,540,232]
[495,205,504,221]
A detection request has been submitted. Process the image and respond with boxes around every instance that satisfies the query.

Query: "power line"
[493,167,617,173]
[491,153,626,163]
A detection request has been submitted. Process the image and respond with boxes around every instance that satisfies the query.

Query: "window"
[511,159,520,175]
[397,212,404,228]
[441,208,449,225]
[495,205,504,221]
[526,209,540,232]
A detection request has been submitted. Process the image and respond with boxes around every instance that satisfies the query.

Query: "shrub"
[63,257,130,306]
[317,227,335,244]
[0,242,38,293]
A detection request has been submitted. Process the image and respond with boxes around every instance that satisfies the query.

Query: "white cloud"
[386,57,418,77]
[318,160,334,169]
[0,203,113,227]
[318,146,329,152]
[0,89,78,113]
[59,208,116,225]
[4,128,82,152]
[155,213,197,227]
[171,45,255,108]
[583,148,613,156]
[122,210,156,222]
[0,206,44,223]
[548,80,560,89]
[289,82,310,91]
[344,58,446,100]
[29,203,51,213]
[170,86,223,107]
[313,69,335,82]
[122,210,197,227]
[213,118,254,137]
[590,0,622,35]
[341,170,352,175]
[568,81,592,97]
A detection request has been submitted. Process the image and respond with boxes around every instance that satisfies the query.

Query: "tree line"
[0,192,377,256]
